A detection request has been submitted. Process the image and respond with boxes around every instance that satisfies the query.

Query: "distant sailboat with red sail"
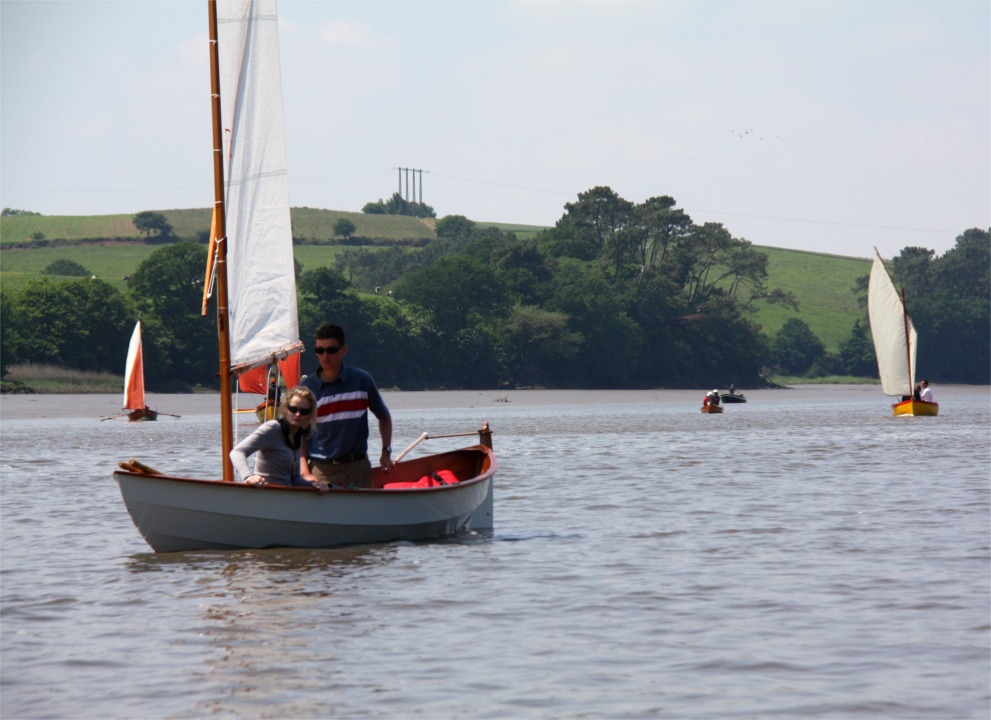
[123,321,158,422]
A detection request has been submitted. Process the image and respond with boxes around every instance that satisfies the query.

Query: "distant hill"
[750,247,869,351]
[0,207,439,246]
[0,208,870,351]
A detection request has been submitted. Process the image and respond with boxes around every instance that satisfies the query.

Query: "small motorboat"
[719,391,746,403]
[701,403,724,414]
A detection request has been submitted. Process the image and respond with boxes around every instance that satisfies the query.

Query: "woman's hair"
[278,386,318,432]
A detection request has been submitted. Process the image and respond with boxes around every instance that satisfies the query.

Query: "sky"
[1,0,988,260]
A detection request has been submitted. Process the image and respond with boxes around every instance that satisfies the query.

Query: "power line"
[428,171,957,234]
[427,171,572,196]
[686,207,955,234]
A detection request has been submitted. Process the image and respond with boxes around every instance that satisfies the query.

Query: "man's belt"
[324,452,366,465]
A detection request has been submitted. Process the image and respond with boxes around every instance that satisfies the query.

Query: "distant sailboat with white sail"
[867,249,939,417]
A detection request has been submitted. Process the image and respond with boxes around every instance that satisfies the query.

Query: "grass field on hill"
[1,209,871,351]
[0,214,144,244]
[0,245,161,291]
[750,247,870,351]
[0,207,438,246]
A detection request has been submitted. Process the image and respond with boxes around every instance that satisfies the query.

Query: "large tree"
[392,256,508,332]
[838,319,878,378]
[129,242,215,386]
[555,186,634,276]
[887,229,990,383]
[770,318,826,376]
[4,277,134,374]
[132,211,173,241]
[297,266,368,349]
[333,218,357,240]
[544,258,642,386]
[494,304,582,387]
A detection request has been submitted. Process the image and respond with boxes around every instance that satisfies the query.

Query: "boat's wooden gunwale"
[116,446,495,492]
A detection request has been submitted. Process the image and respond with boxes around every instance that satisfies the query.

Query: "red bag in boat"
[383,469,459,490]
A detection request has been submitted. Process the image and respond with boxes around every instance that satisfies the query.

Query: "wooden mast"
[900,287,914,397]
[208,0,235,482]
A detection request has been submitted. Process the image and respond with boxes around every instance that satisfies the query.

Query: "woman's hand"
[245,475,265,486]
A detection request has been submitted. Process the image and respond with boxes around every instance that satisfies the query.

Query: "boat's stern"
[465,476,493,530]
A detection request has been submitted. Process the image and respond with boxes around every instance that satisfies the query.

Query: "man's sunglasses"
[286,405,313,415]
[314,345,343,355]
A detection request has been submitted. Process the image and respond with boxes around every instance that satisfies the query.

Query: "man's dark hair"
[315,323,346,345]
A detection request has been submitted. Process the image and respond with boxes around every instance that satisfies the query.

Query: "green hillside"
[751,248,870,351]
[0,207,437,246]
[0,209,871,350]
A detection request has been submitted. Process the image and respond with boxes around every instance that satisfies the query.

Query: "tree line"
[1,188,987,390]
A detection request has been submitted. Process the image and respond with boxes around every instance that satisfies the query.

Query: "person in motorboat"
[231,386,329,492]
[703,389,720,407]
[919,380,934,403]
[728,384,736,394]
[301,323,394,489]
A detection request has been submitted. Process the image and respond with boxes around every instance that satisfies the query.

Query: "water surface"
[2,386,989,718]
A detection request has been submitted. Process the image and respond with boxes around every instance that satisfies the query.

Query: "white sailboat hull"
[115,447,495,553]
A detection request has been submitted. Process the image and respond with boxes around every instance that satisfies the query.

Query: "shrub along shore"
[1,362,877,395]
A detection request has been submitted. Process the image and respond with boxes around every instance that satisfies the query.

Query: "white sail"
[218,0,301,371]
[123,321,145,411]
[868,252,917,397]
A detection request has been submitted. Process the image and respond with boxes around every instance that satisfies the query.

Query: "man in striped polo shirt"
[301,323,393,488]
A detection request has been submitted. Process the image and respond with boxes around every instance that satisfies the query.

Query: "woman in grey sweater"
[230,386,328,492]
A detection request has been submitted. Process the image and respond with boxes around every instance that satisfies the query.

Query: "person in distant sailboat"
[301,323,394,489]
[230,386,329,492]
[919,380,934,403]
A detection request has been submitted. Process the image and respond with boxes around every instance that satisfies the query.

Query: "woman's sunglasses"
[286,405,313,415]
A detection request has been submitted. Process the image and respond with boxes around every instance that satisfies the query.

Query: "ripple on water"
[1,388,989,719]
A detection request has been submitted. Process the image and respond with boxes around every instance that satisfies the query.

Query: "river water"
[2,386,989,719]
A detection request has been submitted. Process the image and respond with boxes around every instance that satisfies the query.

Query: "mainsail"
[123,321,146,411]
[868,251,917,397]
[217,0,301,372]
